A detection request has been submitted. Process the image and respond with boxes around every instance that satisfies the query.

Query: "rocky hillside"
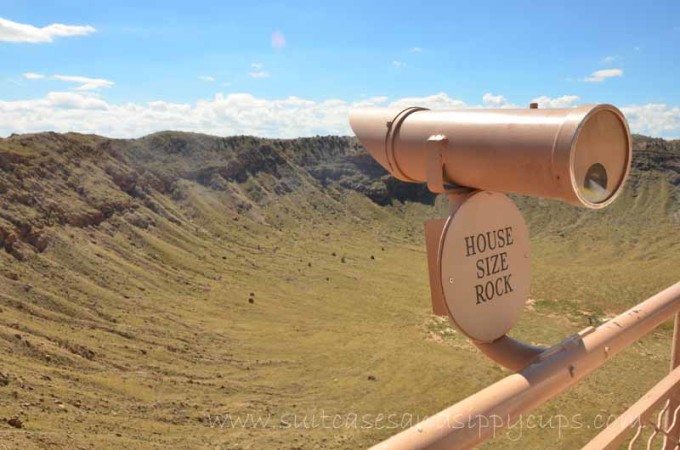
[1,131,677,263]
[0,131,678,450]
[0,132,434,262]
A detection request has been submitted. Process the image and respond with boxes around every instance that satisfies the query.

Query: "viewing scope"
[349,104,632,208]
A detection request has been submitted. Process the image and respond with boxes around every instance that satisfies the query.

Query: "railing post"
[664,313,680,450]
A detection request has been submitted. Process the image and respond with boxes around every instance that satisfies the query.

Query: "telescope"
[350,103,632,343]
[350,104,631,208]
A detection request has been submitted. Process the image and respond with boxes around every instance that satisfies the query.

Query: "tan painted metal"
[349,104,632,208]
[664,313,680,449]
[424,191,473,317]
[582,365,680,450]
[423,194,545,370]
[349,101,677,450]
[424,218,449,317]
[438,191,531,343]
[368,281,680,450]
[472,335,545,372]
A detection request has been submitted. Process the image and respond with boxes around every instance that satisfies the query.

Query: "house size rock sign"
[439,191,531,343]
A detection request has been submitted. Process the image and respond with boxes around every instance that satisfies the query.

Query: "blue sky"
[0,0,678,138]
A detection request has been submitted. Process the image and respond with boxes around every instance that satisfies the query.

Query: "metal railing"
[584,363,680,449]
[369,281,680,450]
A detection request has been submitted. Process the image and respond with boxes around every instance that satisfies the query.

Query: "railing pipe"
[472,335,545,372]
[582,365,680,450]
[369,281,680,450]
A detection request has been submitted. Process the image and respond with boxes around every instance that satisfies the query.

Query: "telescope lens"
[583,163,608,203]
[572,108,630,207]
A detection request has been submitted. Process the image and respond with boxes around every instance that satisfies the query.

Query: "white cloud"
[23,72,45,80]
[389,93,466,110]
[0,91,678,139]
[530,95,580,108]
[354,96,389,107]
[271,31,286,50]
[52,75,114,91]
[199,75,216,82]
[249,71,270,79]
[46,91,109,110]
[392,60,405,69]
[482,92,508,107]
[582,68,623,82]
[601,56,617,65]
[0,17,95,43]
[409,47,423,53]
[0,92,352,138]
[22,73,114,91]
[621,104,680,138]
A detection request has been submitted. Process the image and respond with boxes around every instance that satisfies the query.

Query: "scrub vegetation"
[0,131,678,449]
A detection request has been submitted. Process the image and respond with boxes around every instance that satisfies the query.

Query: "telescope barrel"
[349,104,632,208]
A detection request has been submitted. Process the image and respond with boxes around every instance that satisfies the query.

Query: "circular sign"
[439,191,531,343]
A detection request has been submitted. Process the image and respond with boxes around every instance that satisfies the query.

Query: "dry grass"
[0,132,678,449]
